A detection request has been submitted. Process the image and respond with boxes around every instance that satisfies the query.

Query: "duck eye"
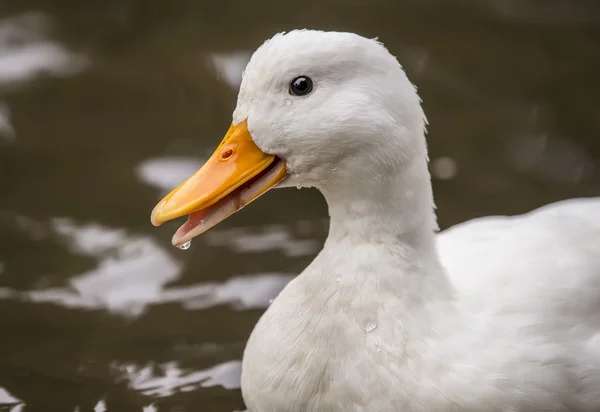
[289,76,313,96]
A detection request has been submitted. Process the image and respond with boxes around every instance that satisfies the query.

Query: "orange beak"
[151,120,287,247]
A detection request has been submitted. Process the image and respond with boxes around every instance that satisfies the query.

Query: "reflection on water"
[205,224,322,257]
[0,386,23,410]
[0,218,299,315]
[0,11,87,88]
[178,273,293,311]
[8,218,181,316]
[118,360,241,397]
[0,100,14,142]
[0,11,87,144]
[1,0,599,410]
[92,400,107,412]
[207,51,252,90]
[136,157,205,196]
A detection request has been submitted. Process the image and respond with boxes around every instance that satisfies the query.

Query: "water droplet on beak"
[179,240,192,250]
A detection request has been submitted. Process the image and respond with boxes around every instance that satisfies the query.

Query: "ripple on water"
[115,360,242,397]
[0,386,23,411]
[0,216,296,315]
[205,224,321,257]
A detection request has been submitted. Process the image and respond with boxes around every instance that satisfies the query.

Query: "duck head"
[151,30,428,247]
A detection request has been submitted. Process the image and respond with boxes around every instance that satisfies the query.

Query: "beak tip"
[171,233,184,247]
[150,216,162,227]
[151,196,176,226]
[150,205,165,227]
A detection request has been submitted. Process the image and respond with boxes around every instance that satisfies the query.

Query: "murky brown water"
[1,1,599,411]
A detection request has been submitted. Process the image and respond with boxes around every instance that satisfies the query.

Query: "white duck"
[151,30,600,412]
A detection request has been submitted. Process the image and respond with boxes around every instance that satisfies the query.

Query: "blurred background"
[0,0,599,410]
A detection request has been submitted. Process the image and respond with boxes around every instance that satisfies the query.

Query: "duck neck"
[319,153,453,300]
[323,154,438,247]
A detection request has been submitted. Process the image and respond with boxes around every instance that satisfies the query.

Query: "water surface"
[1,1,599,410]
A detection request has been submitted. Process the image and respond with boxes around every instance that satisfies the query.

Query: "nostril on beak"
[221,148,234,160]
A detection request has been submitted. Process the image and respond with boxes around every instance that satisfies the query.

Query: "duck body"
[242,197,600,412]
[150,30,600,411]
